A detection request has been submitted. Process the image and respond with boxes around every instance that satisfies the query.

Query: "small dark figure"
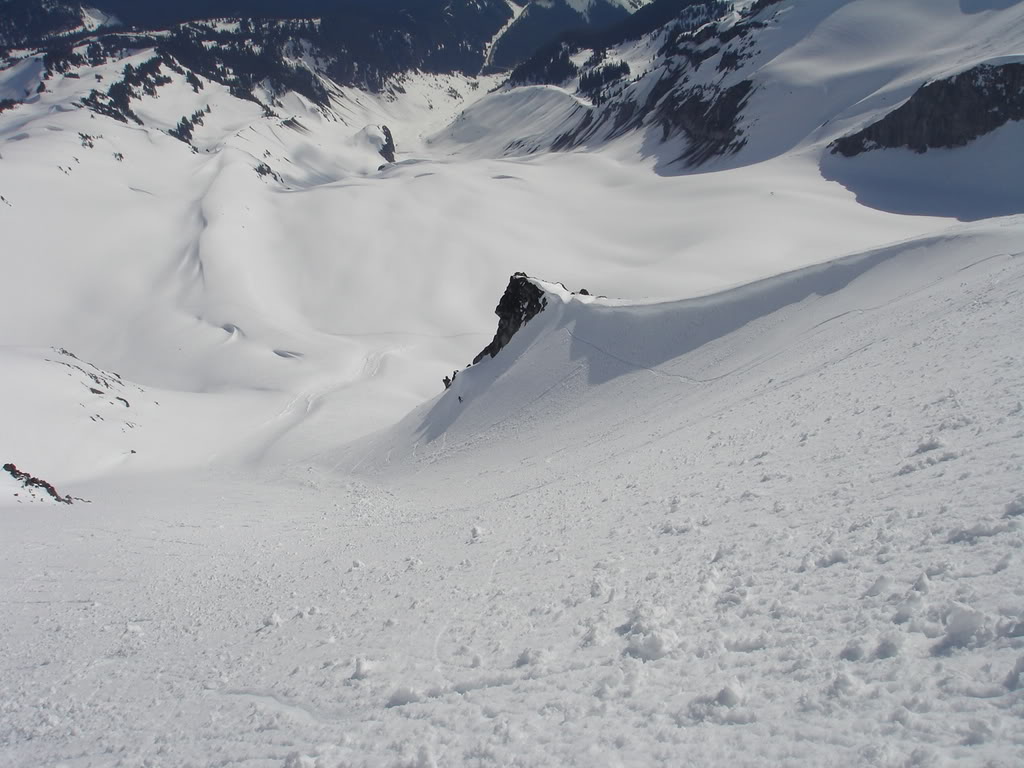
[578,288,590,295]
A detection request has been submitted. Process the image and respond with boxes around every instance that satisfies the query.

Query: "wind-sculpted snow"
[362,224,1021,462]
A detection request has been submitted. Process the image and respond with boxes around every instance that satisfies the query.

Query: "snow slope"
[3,218,1023,766]
[1,0,1024,764]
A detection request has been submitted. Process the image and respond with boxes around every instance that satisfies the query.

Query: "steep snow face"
[347,222,1024,473]
[432,84,589,155]
[3,219,1022,766]
[737,0,1024,161]
[1,3,1024,763]
[830,62,1024,156]
[821,61,1024,219]
[308,219,1024,766]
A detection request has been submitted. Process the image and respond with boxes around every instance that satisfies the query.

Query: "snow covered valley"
[2,0,1024,765]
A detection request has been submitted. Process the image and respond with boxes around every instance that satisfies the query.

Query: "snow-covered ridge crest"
[344,222,1023,476]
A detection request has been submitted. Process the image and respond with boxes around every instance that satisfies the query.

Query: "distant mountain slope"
[486,0,632,72]
[8,0,511,32]
[2,0,516,91]
[351,224,1024,480]
[434,0,1024,222]
[0,0,117,49]
[2,0,665,93]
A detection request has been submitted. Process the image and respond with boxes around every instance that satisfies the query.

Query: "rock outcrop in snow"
[831,62,1024,156]
[378,125,396,163]
[2,462,75,504]
[471,273,549,365]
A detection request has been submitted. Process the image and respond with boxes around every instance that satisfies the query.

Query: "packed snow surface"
[1,0,1023,765]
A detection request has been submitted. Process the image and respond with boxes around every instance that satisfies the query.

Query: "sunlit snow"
[1,0,1023,765]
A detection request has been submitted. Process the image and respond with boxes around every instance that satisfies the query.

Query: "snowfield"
[3,219,1022,767]
[1,0,1023,765]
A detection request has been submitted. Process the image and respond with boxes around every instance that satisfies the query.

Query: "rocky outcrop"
[472,273,549,365]
[831,63,1024,156]
[3,463,74,504]
[379,125,396,163]
[656,79,754,165]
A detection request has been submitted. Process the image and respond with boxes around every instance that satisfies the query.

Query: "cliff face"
[514,1,758,167]
[378,125,396,163]
[831,63,1024,156]
[654,79,754,166]
[472,273,549,365]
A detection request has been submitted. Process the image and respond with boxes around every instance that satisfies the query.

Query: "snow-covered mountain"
[484,0,637,72]
[2,0,517,90]
[2,0,660,88]
[2,0,1023,765]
